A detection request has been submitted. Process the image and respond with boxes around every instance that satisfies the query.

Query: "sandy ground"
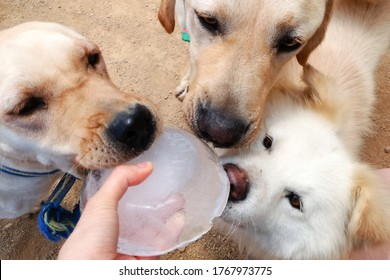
[0,0,389,260]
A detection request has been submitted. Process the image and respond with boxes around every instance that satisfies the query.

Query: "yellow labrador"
[0,22,161,218]
[218,0,390,259]
[159,0,333,148]
[158,0,384,148]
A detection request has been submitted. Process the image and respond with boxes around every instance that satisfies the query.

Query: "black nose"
[196,103,248,148]
[107,104,156,152]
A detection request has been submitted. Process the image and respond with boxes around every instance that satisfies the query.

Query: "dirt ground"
[0,0,389,260]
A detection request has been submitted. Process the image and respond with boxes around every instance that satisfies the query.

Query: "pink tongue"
[223,163,249,201]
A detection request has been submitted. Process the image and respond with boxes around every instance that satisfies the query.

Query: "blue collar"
[0,164,60,178]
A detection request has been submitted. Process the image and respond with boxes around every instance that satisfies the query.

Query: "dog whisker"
[249,215,258,236]
[224,217,241,241]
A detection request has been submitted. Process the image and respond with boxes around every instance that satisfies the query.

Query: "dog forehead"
[0,25,95,99]
[188,0,326,45]
[266,110,340,156]
[188,0,233,12]
[0,22,97,67]
[188,0,326,22]
[258,113,353,190]
[1,29,83,63]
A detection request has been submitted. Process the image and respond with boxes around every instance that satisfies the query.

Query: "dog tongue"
[223,163,249,201]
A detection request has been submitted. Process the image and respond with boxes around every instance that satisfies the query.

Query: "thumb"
[94,162,154,203]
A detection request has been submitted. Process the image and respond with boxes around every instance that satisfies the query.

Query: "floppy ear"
[296,0,334,66]
[348,165,390,251]
[294,64,338,114]
[300,64,327,106]
[158,0,176,33]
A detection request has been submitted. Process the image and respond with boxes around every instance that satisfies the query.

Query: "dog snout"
[196,103,248,148]
[107,104,157,152]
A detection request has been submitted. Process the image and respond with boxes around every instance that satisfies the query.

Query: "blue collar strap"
[38,172,80,242]
[0,163,79,242]
[0,164,60,178]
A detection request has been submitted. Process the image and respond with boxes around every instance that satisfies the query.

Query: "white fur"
[0,22,160,219]
[218,1,390,259]
[159,0,332,147]
[0,22,85,219]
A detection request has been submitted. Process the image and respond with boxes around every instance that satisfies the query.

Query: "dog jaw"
[218,86,390,259]
[159,0,332,148]
[218,100,364,259]
[0,22,161,176]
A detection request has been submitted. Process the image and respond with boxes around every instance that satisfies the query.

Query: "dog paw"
[175,67,191,101]
[175,84,188,101]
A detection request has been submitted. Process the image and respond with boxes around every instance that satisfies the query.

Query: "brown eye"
[286,192,303,211]
[197,12,219,34]
[262,134,273,149]
[13,97,47,116]
[203,16,217,25]
[278,35,302,53]
[88,53,100,67]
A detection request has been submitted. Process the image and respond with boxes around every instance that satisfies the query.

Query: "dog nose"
[223,163,249,201]
[107,104,156,152]
[196,103,248,148]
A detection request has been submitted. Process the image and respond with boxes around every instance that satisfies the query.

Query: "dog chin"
[219,200,255,232]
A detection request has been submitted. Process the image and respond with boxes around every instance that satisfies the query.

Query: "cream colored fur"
[159,0,334,147]
[217,0,390,259]
[0,22,160,218]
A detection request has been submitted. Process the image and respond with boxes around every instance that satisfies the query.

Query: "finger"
[116,254,160,260]
[95,162,154,203]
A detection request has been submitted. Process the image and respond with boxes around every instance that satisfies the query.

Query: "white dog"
[0,22,161,219]
[218,1,390,259]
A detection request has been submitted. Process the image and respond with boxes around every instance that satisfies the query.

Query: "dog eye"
[88,53,100,67]
[14,97,47,116]
[286,192,303,212]
[196,12,219,34]
[278,35,302,53]
[262,134,273,149]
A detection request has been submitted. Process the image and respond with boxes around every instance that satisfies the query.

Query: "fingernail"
[136,161,152,169]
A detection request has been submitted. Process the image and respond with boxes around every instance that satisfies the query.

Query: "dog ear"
[297,64,340,115]
[300,64,348,119]
[296,0,334,66]
[300,64,326,106]
[348,165,390,251]
[158,0,176,33]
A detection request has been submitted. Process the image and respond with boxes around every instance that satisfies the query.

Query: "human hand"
[58,162,159,260]
[121,192,186,253]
